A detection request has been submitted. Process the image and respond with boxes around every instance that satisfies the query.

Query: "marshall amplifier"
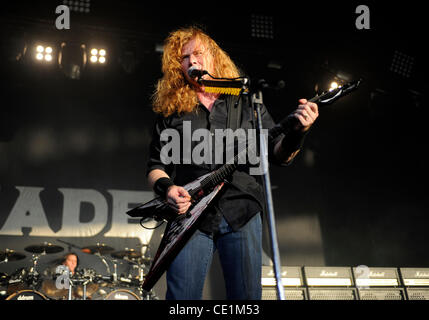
[303,267,357,300]
[400,268,429,300]
[307,288,357,300]
[352,267,405,300]
[262,287,307,300]
[261,266,306,300]
[304,266,354,286]
[400,268,429,286]
[357,288,406,300]
[353,267,400,287]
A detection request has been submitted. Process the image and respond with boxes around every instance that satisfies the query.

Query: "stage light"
[390,50,414,78]
[330,81,339,91]
[251,14,274,39]
[62,0,90,14]
[34,44,55,63]
[89,47,107,64]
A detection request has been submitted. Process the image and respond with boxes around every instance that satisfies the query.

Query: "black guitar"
[127,79,362,291]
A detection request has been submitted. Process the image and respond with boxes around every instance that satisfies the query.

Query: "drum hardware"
[6,255,44,292]
[67,277,92,300]
[109,247,158,300]
[39,267,100,300]
[67,276,73,300]
[17,242,65,291]
[82,243,115,275]
[112,259,118,283]
[0,249,26,263]
[0,272,9,286]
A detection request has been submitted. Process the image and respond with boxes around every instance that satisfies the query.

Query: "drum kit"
[0,242,157,300]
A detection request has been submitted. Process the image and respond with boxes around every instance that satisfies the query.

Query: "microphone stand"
[198,73,285,300]
[250,88,285,301]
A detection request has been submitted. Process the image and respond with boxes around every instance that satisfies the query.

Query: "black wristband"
[281,129,308,154]
[153,177,174,198]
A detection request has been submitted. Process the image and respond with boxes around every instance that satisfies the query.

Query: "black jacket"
[146,94,285,232]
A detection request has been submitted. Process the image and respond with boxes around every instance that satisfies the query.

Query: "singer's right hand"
[166,185,192,215]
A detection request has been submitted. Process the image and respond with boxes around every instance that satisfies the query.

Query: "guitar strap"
[226,94,243,130]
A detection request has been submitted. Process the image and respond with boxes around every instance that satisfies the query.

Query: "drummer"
[61,253,78,276]
[42,252,79,279]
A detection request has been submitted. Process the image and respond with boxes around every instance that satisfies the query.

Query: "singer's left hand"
[293,99,319,132]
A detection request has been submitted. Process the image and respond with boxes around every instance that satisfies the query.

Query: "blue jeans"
[166,213,262,300]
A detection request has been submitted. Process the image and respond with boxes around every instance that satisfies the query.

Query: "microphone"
[187,66,208,79]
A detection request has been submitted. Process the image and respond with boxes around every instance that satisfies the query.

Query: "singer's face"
[181,37,214,85]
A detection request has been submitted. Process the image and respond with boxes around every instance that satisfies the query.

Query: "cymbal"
[40,280,69,299]
[110,249,142,259]
[74,282,99,298]
[81,243,114,255]
[24,243,64,254]
[0,249,26,261]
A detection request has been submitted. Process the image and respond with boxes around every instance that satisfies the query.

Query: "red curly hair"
[152,26,241,117]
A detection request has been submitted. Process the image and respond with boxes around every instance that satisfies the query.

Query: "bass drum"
[6,290,48,300]
[104,289,141,300]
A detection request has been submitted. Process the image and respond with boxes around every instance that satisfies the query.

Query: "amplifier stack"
[400,268,429,300]
[261,266,428,300]
[261,266,306,300]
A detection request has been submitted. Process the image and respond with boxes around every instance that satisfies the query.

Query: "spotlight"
[250,14,274,39]
[34,44,55,63]
[329,81,339,91]
[390,50,414,78]
[62,0,91,13]
[89,47,107,64]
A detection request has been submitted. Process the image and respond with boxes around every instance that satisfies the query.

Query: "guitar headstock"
[312,79,363,105]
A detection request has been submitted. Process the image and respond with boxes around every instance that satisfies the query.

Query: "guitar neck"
[196,79,362,191]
